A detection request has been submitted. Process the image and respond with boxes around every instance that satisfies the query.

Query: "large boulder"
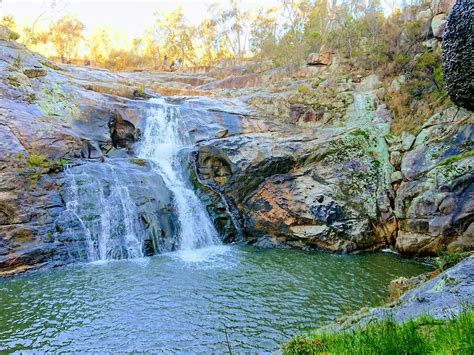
[442,0,474,111]
[195,93,396,253]
[307,45,332,66]
[328,255,474,331]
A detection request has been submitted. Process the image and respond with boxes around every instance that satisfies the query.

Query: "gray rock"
[401,131,415,152]
[442,0,474,110]
[390,151,402,169]
[391,171,403,183]
[431,13,448,39]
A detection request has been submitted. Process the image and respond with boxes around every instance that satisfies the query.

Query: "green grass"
[437,150,474,167]
[283,310,474,354]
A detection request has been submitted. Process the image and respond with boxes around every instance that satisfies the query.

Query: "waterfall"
[62,164,145,261]
[138,98,220,250]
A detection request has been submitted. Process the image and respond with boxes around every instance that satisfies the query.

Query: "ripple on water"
[0,246,433,353]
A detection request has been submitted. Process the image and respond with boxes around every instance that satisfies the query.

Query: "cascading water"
[138,98,220,250]
[62,164,145,261]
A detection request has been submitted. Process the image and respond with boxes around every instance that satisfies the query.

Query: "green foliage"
[283,310,474,354]
[136,83,146,96]
[16,152,70,183]
[297,85,312,95]
[437,150,474,167]
[435,251,471,271]
[27,153,51,169]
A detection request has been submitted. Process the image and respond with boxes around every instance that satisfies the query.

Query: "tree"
[196,18,220,65]
[250,7,278,59]
[303,0,330,53]
[48,16,85,63]
[208,0,251,63]
[1,15,16,31]
[89,28,112,66]
[153,7,195,66]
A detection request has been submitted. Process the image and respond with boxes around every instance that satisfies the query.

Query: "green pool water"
[0,245,432,353]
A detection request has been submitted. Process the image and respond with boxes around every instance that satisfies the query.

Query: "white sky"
[2,0,280,37]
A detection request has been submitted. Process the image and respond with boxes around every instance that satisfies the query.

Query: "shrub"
[435,251,471,271]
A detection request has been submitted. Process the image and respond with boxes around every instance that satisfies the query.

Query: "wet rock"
[54,160,179,260]
[80,140,103,159]
[108,110,141,150]
[442,0,474,110]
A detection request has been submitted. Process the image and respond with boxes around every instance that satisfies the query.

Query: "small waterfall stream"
[63,165,145,261]
[138,98,220,250]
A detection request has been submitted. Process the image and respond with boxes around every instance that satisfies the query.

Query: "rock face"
[395,108,474,254]
[442,0,474,111]
[0,41,184,276]
[1,26,473,276]
[431,13,447,39]
[194,91,396,252]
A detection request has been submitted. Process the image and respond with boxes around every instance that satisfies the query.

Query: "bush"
[435,251,471,271]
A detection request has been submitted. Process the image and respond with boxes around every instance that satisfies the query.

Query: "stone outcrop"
[431,13,447,39]
[194,91,397,252]
[442,0,474,111]
[394,107,473,254]
[307,46,332,66]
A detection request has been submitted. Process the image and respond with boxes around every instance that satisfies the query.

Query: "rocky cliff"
[1,11,473,275]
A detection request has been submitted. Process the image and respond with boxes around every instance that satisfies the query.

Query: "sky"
[1,0,280,38]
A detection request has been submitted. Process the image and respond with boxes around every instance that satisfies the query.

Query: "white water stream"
[138,98,220,251]
[63,165,145,261]
[61,98,220,261]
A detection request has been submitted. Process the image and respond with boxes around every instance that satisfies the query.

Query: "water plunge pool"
[0,245,432,352]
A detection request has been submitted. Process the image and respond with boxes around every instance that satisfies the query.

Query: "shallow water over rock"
[0,246,432,353]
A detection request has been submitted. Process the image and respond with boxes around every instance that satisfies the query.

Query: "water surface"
[0,246,432,353]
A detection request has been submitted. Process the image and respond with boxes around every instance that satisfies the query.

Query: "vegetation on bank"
[283,310,474,354]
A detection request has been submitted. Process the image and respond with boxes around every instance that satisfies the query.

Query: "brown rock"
[307,45,331,66]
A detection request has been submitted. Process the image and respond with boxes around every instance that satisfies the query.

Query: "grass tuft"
[283,310,474,354]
